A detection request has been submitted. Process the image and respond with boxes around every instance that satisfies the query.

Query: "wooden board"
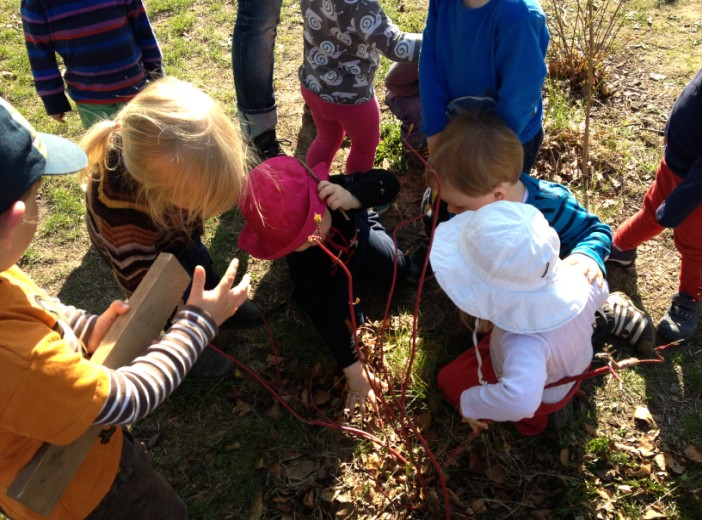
[7,253,191,516]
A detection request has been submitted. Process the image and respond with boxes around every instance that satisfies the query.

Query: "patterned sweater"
[298,0,421,105]
[85,152,202,295]
[21,0,163,115]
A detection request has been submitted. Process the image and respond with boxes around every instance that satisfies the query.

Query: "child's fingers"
[190,265,207,296]
[317,184,334,204]
[221,258,240,286]
[231,273,252,305]
[107,300,130,319]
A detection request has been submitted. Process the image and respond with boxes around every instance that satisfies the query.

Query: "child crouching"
[238,156,413,413]
[431,201,608,435]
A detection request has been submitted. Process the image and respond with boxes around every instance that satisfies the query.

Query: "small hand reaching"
[318,181,361,211]
[462,415,489,435]
[343,361,388,420]
[186,258,251,326]
[563,253,604,287]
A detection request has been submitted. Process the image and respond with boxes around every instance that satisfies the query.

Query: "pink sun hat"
[238,156,329,260]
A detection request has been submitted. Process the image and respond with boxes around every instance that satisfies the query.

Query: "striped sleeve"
[57,302,98,345]
[21,0,72,114]
[523,174,612,274]
[93,306,217,426]
[125,0,163,74]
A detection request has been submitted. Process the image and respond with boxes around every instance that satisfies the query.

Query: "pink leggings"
[301,86,380,174]
[614,158,702,299]
[437,334,582,436]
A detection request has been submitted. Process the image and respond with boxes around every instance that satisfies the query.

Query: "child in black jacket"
[238,156,411,413]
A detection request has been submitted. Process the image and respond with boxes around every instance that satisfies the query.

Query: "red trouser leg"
[615,158,702,299]
[437,335,583,436]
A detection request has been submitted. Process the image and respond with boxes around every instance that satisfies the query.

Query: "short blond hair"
[428,110,523,196]
[79,77,247,229]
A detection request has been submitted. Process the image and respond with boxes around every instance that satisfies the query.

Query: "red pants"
[614,158,702,300]
[437,335,582,436]
[301,85,380,174]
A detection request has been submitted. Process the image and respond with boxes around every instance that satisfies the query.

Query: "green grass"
[2,0,702,518]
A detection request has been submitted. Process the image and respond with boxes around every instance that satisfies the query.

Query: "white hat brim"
[430,211,592,334]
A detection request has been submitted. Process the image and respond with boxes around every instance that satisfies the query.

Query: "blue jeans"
[231,0,283,139]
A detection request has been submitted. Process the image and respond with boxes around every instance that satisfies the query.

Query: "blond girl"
[79,77,254,381]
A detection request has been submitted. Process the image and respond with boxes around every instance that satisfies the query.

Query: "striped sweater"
[21,0,163,115]
[522,173,612,274]
[85,152,202,295]
[94,306,217,426]
[57,301,216,425]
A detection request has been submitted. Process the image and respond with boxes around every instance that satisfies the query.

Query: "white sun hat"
[429,201,592,334]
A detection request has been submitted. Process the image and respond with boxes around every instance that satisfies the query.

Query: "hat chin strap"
[473,317,488,386]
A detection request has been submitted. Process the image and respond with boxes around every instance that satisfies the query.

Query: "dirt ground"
[10,0,702,518]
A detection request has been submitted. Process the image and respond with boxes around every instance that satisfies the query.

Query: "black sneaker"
[657,293,701,342]
[252,129,288,160]
[189,346,235,382]
[606,247,637,269]
[599,292,655,353]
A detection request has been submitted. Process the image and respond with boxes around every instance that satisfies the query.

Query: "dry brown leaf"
[468,450,486,473]
[266,402,283,420]
[231,399,253,416]
[446,487,465,508]
[683,444,702,464]
[247,492,263,520]
[470,498,487,514]
[638,446,656,458]
[642,508,666,519]
[286,459,318,481]
[312,390,331,405]
[303,488,315,508]
[625,464,652,478]
[486,464,506,484]
[279,450,302,462]
[416,411,432,430]
[560,447,570,466]
[654,453,666,471]
[634,405,655,427]
[664,452,686,474]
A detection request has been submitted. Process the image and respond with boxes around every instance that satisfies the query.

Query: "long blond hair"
[79,77,247,229]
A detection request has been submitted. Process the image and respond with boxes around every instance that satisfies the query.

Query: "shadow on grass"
[56,246,123,312]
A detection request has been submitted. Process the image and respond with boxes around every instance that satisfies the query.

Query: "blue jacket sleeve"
[656,155,702,228]
[525,175,612,274]
[493,5,548,140]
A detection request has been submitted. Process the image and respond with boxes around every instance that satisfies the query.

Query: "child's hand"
[563,253,604,287]
[342,361,388,419]
[186,258,251,326]
[318,181,361,211]
[462,415,489,435]
[88,300,131,354]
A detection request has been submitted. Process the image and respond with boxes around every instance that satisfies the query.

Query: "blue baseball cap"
[0,97,87,215]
